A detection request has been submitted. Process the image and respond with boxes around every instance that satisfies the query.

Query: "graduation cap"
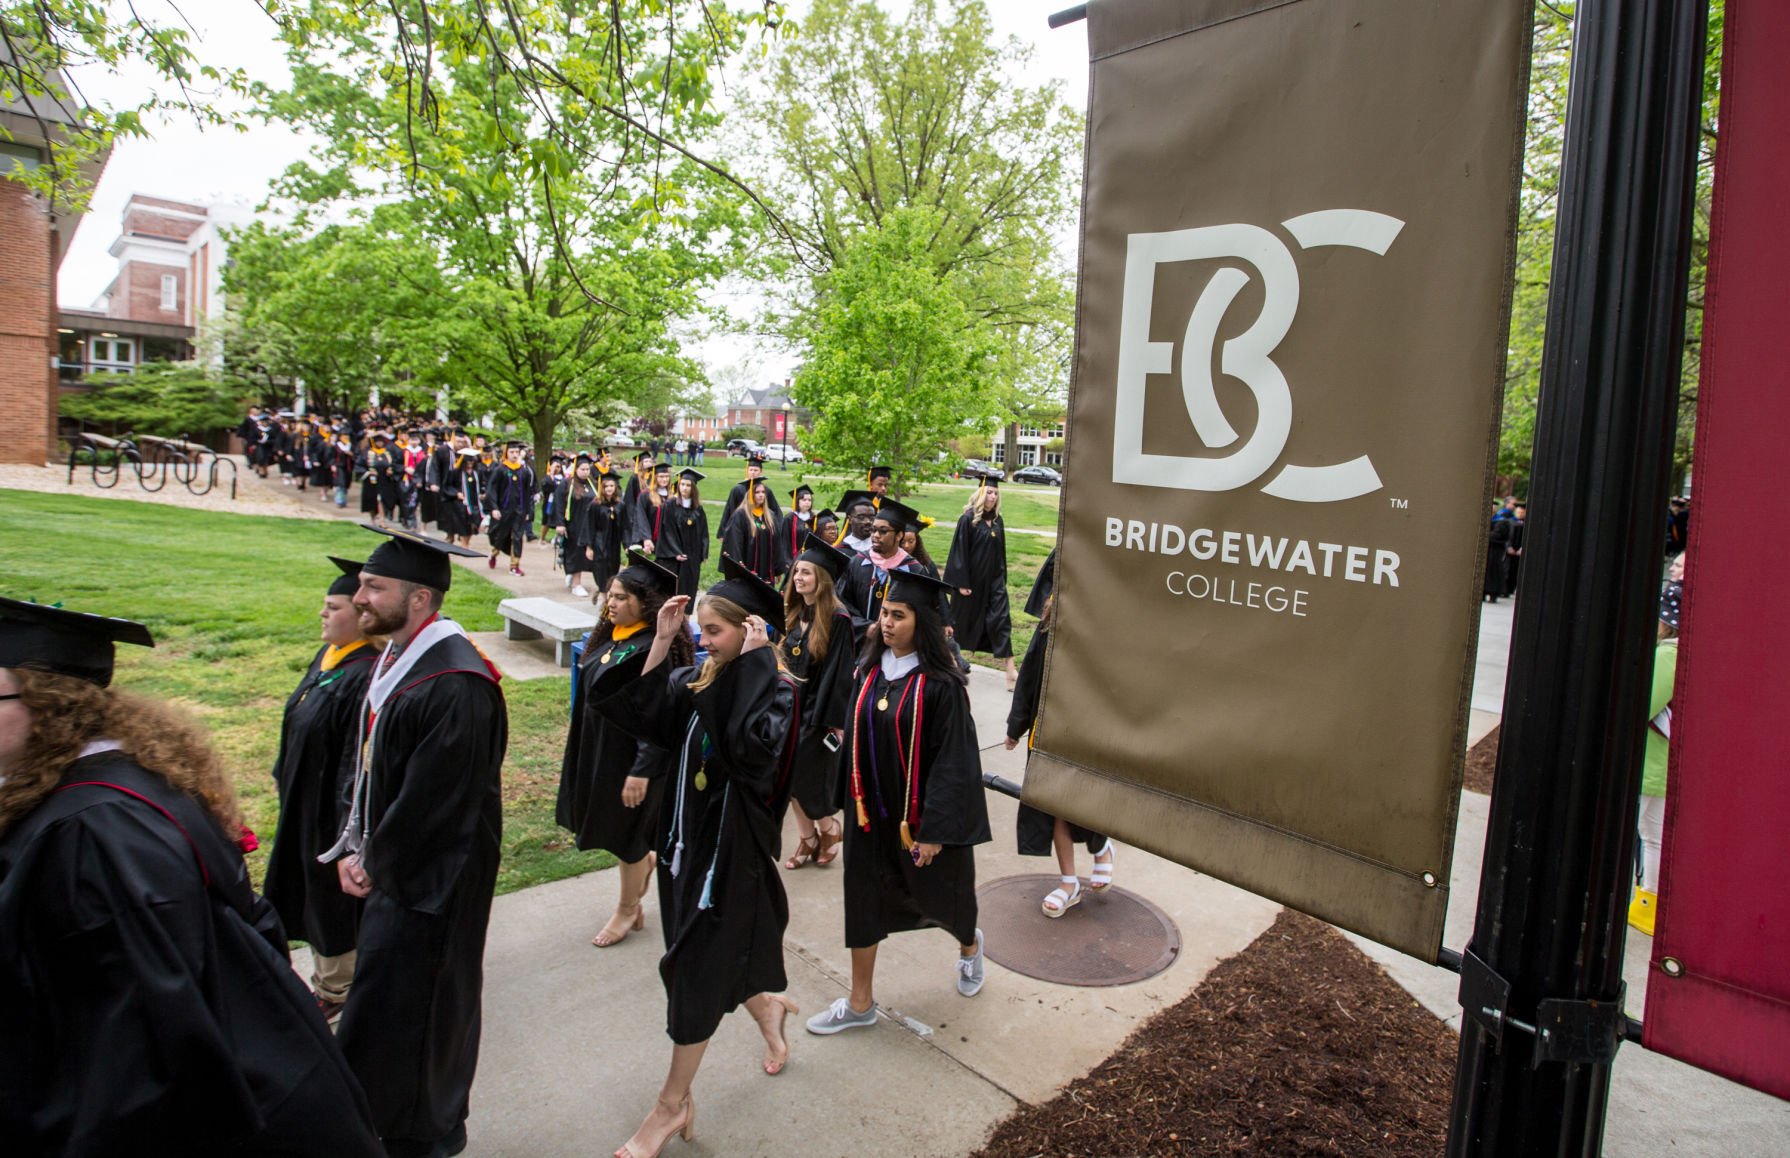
[744,452,767,467]
[654,462,674,476]
[359,524,483,592]
[882,568,953,616]
[974,468,1003,486]
[678,468,706,484]
[812,507,838,526]
[709,556,785,625]
[326,556,364,598]
[797,532,853,583]
[870,497,919,529]
[633,449,655,463]
[0,596,155,688]
[790,484,813,502]
[867,465,893,483]
[837,489,878,516]
[907,513,936,535]
[618,549,679,598]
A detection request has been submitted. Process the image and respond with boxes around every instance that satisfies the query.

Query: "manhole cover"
[975,873,1181,987]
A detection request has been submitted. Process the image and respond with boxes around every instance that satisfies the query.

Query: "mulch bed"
[1462,726,1500,796]
[975,909,1458,1157]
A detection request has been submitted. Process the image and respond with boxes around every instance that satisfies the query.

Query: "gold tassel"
[856,800,869,829]
[900,821,913,850]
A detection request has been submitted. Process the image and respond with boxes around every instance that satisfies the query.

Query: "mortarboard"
[618,549,679,598]
[837,490,877,515]
[867,465,892,482]
[679,468,706,484]
[359,524,484,592]
[870,497,919,529]
[326,556,364,597]
[791,484,813,502]
[0,597,154,688]
[882,568,953,615]
[797,533,852,583]
[709,556,785,625]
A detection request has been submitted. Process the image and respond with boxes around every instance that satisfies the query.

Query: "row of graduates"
[555,538,995,1156]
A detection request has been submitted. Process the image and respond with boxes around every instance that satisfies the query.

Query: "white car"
[762,443,805,463]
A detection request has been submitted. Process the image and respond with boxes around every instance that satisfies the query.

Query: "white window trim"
[160,274,178,311]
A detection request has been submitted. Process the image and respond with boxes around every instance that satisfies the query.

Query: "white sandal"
[1088,841,1115,893]
[1042,876,1082,918]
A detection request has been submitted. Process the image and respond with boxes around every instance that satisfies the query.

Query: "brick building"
[674,383,810,445]
[0,67,105,465]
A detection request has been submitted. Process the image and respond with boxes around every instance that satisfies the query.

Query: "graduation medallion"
[877,696,890,712]
[790,644,802,656]
[599,651,611,664]
[694,767,709,791]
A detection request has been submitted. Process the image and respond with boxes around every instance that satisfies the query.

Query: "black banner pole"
[1446,0,1707,1154]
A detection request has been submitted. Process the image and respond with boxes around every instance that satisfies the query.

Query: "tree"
[221,217,450,414]
[261,0,742,463]
[60,361,245,439]
[743,0,1080,420]
[795,207,1003,485]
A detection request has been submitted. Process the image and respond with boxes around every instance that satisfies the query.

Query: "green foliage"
[745,0,1079,418]
[60,362,247,439]
[256,0,751,461]
[796,207,1003,485]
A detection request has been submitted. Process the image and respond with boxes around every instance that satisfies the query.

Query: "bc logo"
[1112,210,1404,503]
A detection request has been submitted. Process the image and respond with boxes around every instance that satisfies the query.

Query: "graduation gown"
[591,647,797,1045]
[0,753,383,1156]
[722,505,778,582]
[840,552,921,632]
[486,463,535,555]
[556,480,597,575]
[557,627,673,861]
[1024,547,1057,619]
[718,479,782,541]
[580,499,626,591]
[840,658,991,949]
[652,498,709,598]
[1484,519,1513,598]
[1006,628,1105,857]
[264,641,376,957]
[944,512,1013,657]
[333,632,507,1148]
[783,606,860,818]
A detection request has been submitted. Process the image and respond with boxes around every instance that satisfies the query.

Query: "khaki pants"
[312,949,357,1002]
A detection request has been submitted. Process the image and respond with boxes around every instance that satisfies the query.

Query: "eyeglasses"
[0,694,20,702]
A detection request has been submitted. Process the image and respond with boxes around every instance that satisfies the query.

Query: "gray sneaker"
[806,997,878,1035]
[957,928,986,997]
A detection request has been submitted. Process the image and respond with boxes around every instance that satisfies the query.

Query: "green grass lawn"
[0,488,612,896]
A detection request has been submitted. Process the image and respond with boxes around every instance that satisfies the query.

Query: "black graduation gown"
[653,499,709,598]
[591,648,797,1045]
[335,635,507,1148]
[557,480,596,576]
[486,463,535,555]
[1006,628,1106,857]
[722,505,778,582]
[773,511,811,581]
[1024,547,1057,619]
[360,447,400,515]
[944,512,1013,657]
[783,606,860,818]
[557,629,673,861]
[718,479,783,540]
[307,433,333,488]
[264,642,376,957]
[1503,518,1525,596]
[581,499,626,591]
[1484,519,1513,598]
[840,661,992,948]
[840,554,922,632]
[0,754,383,1156]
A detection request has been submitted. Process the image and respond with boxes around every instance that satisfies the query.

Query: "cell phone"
[823,732,842,753]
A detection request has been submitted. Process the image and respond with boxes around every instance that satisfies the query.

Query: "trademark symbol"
[1389,497,1410,510]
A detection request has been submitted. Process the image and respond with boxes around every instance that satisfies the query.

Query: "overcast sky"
[58,0,1090,379]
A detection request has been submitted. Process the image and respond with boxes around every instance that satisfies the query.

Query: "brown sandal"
[814,823,843,867]
[783,833,821,870]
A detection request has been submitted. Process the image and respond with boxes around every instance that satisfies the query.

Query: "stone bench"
[497,597,599,667]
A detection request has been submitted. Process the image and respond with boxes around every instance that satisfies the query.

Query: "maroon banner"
[1643,0,1790,1101]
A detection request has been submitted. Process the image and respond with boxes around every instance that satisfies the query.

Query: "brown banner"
[1028,0,1531,959]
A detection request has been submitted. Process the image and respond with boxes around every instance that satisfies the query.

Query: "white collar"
[680,497,693,508]
[78,739,124,759]
[367,618,467,714]
[844,533,871,552]
[880,650,921,681]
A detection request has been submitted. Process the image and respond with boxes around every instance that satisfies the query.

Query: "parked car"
[728,439,766,458]
[762,443,805,463]
[1012,465,1063,486]
[962,458,1000,478]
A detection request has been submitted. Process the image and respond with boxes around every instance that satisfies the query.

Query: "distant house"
[675,383,811,444]
[992,417,1067,469]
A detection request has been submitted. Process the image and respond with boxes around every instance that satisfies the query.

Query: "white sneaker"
[571,585,590,598]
